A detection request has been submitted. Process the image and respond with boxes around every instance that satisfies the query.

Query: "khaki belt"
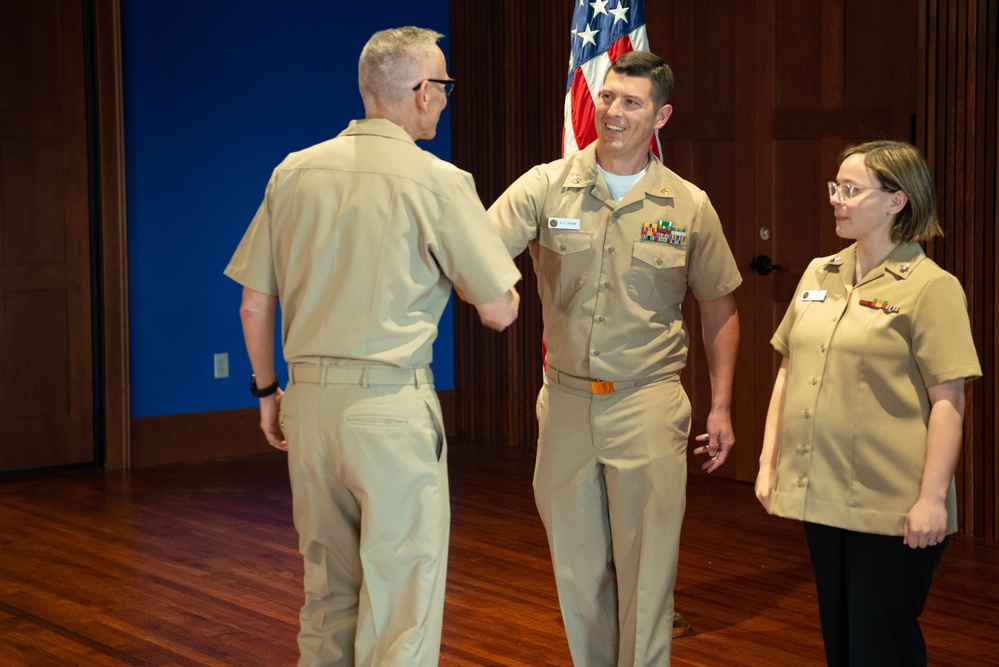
[288,364,432,387]
[544,366,665,395]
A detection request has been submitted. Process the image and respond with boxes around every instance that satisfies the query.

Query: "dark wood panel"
[0,0,94,473]
[131,408,279,468]
[0,449,996,665]
[4,291,70,418]
[450,0,568,448]
[0,1,62,112]
[0,138,67,265]
[919,0,998,541]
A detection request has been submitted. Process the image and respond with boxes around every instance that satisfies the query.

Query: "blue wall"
[121,1,453,418]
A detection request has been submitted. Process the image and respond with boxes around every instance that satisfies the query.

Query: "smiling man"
[488,51,741,666]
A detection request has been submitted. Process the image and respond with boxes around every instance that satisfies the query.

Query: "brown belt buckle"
[590,380,615,394]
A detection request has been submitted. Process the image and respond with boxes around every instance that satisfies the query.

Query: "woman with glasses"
[755,140,981,666]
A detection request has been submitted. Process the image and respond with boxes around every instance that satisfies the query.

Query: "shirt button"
[655,258,663,266]
[810,377,819,385]
[803,409,810,419]
[603,281,611,289]
[607,247,615,254]
[597,316,606,323]
[798,444,809,454]
[559,244,567,252]
[797,479,806,488]
[592,350,601,357]
[819,344,826,353]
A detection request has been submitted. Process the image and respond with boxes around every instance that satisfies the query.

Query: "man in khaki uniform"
[225,27,520,667]
[489,52,741,666]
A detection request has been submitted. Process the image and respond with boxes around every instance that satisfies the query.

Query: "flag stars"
[609,2,630,23]
[574,22,599,47]
[590,0,610,16]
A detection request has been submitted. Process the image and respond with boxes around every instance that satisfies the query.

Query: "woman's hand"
[903,497,948,549]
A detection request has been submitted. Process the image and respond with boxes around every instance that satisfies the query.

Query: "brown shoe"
[672,611,692,639]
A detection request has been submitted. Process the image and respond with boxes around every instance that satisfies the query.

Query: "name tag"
[800,290,827,302]
[548,217,581,230]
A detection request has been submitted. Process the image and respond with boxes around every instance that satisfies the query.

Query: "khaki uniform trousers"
[281,364,448,667]
[536,372,689,667]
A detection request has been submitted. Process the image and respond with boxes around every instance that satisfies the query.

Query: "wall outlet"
[214,352,229,379]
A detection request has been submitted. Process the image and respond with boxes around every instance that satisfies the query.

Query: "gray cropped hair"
[358,27,444,104]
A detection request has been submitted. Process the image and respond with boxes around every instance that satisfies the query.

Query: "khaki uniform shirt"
[225,119,521,366]
[488,144,741,381]
[770,242,981,536]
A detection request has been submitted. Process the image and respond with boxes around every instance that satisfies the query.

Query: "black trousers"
[803,522,947,667]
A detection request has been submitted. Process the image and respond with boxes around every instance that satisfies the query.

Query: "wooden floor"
[0,445,996,666]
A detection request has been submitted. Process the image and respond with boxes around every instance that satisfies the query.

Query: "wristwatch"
[250,374,280,397]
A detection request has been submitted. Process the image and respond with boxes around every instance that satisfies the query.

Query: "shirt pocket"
[538,229,593,307]
[627,241,687,309]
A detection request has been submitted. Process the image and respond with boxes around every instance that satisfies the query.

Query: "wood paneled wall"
[919,0,998,539]
[450,1,999,540]
[450,2,572,447]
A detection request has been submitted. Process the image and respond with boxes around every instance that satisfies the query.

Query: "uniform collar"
[560,146,679,203]
[883,242,926,280]
[341,118,417,146]
[821,242,926,282]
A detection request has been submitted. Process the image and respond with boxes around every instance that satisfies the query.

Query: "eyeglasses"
[412,78,456,96]
[827,181,887,203]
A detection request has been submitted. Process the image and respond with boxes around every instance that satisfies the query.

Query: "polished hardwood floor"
[0,444,996,666]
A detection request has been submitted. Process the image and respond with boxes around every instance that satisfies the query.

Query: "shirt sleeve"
[431,170,522,304]
[911,272,982,387]
[487,166,549,259]
[223,173,280,296]
[686,192,743,301]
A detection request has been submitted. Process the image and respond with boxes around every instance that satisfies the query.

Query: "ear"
[414,81,430,112]
[888,190,909,215]
[654,104,673,131]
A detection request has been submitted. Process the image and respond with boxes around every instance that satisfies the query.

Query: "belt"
[544,366,667,395]
[288,364,432,387]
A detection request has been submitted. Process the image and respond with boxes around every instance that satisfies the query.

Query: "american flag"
[562,0,656,157]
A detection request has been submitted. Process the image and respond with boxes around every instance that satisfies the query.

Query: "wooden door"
[0,0,95,472]
[747,0,919,474]
[650,0,918,481]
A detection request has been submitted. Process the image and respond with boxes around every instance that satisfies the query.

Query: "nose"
[601,95,624,118]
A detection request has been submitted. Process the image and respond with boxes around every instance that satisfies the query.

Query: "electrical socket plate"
[214,352,229,379]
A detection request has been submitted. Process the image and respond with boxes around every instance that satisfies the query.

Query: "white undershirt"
[598,164,648,202]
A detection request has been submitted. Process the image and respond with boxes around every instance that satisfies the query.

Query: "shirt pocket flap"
[632,241,686,269]
[540,229,592,256]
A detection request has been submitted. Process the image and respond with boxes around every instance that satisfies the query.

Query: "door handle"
[749,254,782,276]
